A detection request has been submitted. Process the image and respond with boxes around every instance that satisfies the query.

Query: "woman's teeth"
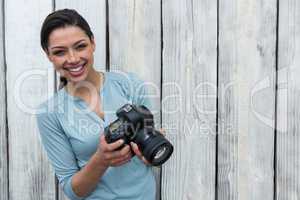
[68,65,84,72]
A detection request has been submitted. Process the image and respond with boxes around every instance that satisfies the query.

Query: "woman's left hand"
[130,128,166,166]
[130,142,150,165]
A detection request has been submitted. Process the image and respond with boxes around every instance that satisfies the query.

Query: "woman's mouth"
[65,63,86,77]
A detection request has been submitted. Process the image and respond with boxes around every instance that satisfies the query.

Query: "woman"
[37,9,156,200]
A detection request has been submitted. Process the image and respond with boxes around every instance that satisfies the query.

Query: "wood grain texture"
[161,0,217,199]
[54,1,107,199]
[55,0,106,71]
[277,0,300,199]
[108,1,162,199]
[2,1,299,200]
[218,0,277,200]
[0,0,8,199]
[5,1,56,200]
[108,0,161,119]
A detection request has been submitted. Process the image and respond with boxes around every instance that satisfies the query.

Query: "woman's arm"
[36,108,132,200]
[71,135,132,197]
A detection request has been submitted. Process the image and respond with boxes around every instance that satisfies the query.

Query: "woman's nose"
[67,50,79,64]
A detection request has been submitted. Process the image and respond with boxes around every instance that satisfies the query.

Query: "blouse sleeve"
[36,106,84,200]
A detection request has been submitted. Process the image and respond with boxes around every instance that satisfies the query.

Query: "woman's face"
[46,26,95,83]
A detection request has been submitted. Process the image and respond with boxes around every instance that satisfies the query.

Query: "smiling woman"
[47,27,95,82]
[37,9,156,200]
[40,9,97,88]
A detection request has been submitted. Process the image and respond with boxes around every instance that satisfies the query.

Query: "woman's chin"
[68,74,88,84]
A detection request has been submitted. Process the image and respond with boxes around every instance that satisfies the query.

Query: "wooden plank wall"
[1,1,300,200]
[277,0,300,199]
[0,0,8,200]
[218,1,277,200]
[5,1,55,200]
[161,0,217,200]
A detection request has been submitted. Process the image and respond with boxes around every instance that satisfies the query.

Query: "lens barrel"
[135,129,173,166]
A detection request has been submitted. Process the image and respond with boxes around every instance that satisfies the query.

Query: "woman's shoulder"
[105,70,145,98]
[106,70,142,83]
[36,89,66,116]
[105,71,151,106]
[105,71,145,91]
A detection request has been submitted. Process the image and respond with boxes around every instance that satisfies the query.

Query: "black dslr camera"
[104,104,173,166]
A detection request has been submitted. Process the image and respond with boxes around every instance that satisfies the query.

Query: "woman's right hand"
[95,135,132,167]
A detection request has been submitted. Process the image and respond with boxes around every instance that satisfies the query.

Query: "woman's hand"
[130,128,166,166]
[95,135,132,167]
[130,142,150,165]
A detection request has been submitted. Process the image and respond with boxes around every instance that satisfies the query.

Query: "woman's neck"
[66,68,102,98]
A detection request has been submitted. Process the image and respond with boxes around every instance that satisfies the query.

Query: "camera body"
[104,104,173,166]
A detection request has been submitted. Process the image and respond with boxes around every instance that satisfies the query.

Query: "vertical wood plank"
[277,0,300,199]
[162,0,217,200]
[0,0,8,199]
[108,0,161,199]
[54,1,107,199]
[218,0,277,200]
[108,0,161,119]
[55,1,106,71]
[5,1,56,199]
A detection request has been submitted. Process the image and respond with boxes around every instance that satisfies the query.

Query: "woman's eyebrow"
[50,39,86,50]
[73,39,86,46]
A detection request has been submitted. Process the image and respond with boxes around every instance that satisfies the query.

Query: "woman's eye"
[76,44,87,50]
[53,51,65,56]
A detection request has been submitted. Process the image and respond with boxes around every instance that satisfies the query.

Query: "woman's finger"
[104,145,130,160]
[100,135,124,152]
[109,149,132,166]
[130,142,142,157]
[119,145,131,156]
[130,142,150,165]
[159,128,166,136]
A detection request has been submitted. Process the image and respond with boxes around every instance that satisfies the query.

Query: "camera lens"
[154,146,167,160]
[135,129,173,166]
[149,140,173,166]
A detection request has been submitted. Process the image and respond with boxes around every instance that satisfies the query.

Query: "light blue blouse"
[36,71,156,200]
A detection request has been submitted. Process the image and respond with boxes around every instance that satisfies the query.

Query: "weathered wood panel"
[54,1,107,199]
[108,0,162,199]
[2,1,300,200]
[5,1,55,199]
[161,0,217,200]
[277,0,300,199]
[0,0,8,199]
[108,0,161,118]
[218,0,277,200]
[55,0,106,71]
